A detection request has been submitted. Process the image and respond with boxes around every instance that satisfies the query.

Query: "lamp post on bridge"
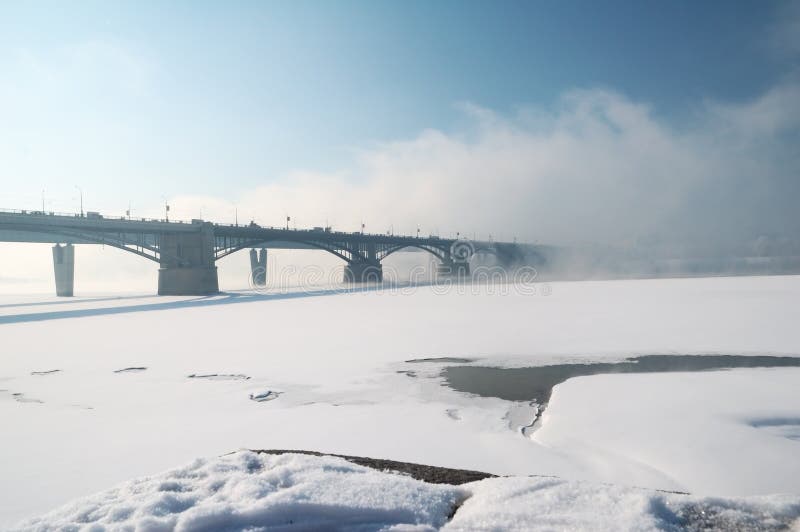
[74,186,83,217]
[160,196,170,221]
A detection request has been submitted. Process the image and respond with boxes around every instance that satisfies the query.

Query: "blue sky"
[0,1,798,241]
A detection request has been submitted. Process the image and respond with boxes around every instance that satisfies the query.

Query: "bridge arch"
[377,243,447,263]
[215,238,353,264]
[14,229,161,263]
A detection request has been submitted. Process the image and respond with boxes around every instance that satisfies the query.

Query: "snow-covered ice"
[533,368,800,495]
[1,275,800,527]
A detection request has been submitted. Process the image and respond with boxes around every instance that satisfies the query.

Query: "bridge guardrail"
[0,207,193,225]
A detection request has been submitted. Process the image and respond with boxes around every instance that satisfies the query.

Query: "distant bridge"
[0,209,546,296]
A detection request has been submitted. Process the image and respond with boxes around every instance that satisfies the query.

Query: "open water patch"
[443,355,800,427]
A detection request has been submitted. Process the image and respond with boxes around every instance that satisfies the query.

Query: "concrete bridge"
[0,209,544,296]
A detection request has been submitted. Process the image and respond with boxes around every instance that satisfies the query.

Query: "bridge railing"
[0,207,476,243]
[0,207,82,218]
[0,208,360,234]
[0,207,196,225]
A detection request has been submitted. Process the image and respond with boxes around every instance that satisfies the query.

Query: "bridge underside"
[4,239,475,296]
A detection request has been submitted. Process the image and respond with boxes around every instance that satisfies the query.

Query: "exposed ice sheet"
[1,275,800,526]
[14,451,800,532]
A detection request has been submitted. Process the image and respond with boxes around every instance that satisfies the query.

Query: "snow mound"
[15,451,462,532]
[445,476,800,531]
[14,451,800,531]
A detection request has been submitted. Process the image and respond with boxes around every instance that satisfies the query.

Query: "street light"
[75,186,83,217]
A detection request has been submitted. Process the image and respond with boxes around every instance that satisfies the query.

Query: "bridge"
[0,208,545,296]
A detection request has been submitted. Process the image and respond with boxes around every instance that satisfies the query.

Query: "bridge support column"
[249,248,267,286]
[343,261,383,283]
[437,260,470,279]
[158,224,219,295]
[52,243,75,297]
[158,267,219,295]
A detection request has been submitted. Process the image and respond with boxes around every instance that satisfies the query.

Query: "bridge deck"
[0,210,471,250]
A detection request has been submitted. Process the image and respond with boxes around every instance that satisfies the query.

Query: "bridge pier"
[52,243,75,296]
[249,248,267,286]
[158,267,219,295]
[437,259,470,279]
[158,224,219,295]
[344,261,383,283]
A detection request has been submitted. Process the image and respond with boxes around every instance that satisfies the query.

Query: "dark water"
[443,355,800,405]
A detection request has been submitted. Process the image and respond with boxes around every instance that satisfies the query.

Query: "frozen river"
[1,275,799,526]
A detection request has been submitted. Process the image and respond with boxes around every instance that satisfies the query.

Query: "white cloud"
[705,83,800,137]
[169,83,800,253]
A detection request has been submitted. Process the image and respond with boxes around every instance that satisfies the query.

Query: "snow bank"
[15,451,800,532]
[15,451,463,532]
